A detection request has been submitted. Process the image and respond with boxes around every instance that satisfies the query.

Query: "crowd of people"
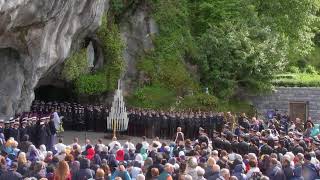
[0,100,320,179]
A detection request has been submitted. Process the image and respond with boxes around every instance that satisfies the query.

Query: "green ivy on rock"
[74,15,124,95]
[137,0,198,95]
[62,49,88,82]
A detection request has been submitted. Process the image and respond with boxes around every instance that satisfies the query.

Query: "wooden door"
[289,101,308,123]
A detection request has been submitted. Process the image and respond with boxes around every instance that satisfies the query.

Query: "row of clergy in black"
[29,101,228,138]
[0,116,56,150]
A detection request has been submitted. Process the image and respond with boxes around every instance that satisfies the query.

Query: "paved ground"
[60,131,170,146]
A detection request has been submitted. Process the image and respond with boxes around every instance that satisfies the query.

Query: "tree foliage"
[254,0,320,56]
[190,0,319,98]
[198,22,288,98]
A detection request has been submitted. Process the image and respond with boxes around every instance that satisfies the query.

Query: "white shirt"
[96,143,106,151]
[81,144,90,152]
[109,141,121,151]
[54,143,66,154]
[142,141,149,150]
[246,167,261,179]
[125,141,135,150]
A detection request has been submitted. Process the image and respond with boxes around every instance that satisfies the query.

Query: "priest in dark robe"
[37,120,48,148]
[160,113,168,139]
[146,112,154,138]
[11,121,20,142]
[19,120,28,142]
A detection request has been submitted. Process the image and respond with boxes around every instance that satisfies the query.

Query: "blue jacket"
[232,164,246,180]
[292,164,304,180]
[303,162,318,180]
[267,165,285,180]
[111,170,131,180]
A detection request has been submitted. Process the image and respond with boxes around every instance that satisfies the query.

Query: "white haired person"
[187,157,199,180]
[197,166,206,180]
[159,163,174,180]
[220,168,231,180]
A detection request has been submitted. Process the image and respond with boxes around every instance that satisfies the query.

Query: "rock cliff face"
[0,0,106,118]
[120,7,157,95]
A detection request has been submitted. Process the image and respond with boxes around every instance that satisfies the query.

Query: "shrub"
[177,93,218,110]
[273,73,320,87]
[62,49,88,81]
[305,65,318,74]
[297,59,308,70]
[287,66,300,73]
[74,73,108,95]
[127,85,176,109]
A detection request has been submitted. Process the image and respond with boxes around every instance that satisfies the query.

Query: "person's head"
[282,158,290,167]
[220,168,230,179]
[306,122,313,128]
[55,160,70,180]
[85,139,91,144]
[98,138,103,144]
[136,174,145,180]
[39,144,46,152]
[304,153,312,162]
[181,174,192,180]
[58,138,63,144]
[212,164,220,173]
[249,160,257,168]
[187,157,198,168]
[212,150,219,157]
[296,153,304,163]
[270,158,278,167]
[5,138,14,148]
[46,151,53,158]
[270,153,278,160]
[164,163,174,174]
[12,140,18,149]
[73,137,79,143]
[95,168,105,180]
[151,168,159,177]
[142,136,146,141]
[207,157,216,167]
[197,167,205,177]
[18,152,27,165]
[229,176,238,180]
[10,162,18,171]
[260,176,270,180]
[177,127,182,132]
[22,135,29,142]
[65,154,74,163]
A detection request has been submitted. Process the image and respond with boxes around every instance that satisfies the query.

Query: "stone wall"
[248,87,320,122]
